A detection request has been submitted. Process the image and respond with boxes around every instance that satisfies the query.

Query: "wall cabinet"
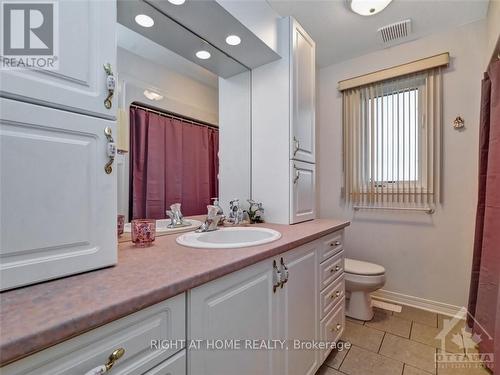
[0,98,117,291]
[0,0,117,120]
[290,160,316,224]
[290,19,316,164]
[252,17,316,224]
[1,294,186,375]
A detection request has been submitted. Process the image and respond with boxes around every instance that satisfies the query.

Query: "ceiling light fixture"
[168,0,186,4]
[143,90,163,101]
[135,14,154,28]
[347,0,393,16]
[196,50,211,60]
[225,35,241,46]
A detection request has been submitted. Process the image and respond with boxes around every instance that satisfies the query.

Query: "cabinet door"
[279,242,319,375]
[144,350,186,375]
[189,259,280,375]
[290,160,316,224]
[0,98,117,290]
[290,19,315,163]
[0,0,117,119]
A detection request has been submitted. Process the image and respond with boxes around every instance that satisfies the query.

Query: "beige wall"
[317,20,487,309]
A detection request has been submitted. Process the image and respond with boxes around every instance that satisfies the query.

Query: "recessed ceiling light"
[196,50,211,60]
[347,0,392,16]
[135,14,154,28]
[168,0,186,4]
[225,35,241,46]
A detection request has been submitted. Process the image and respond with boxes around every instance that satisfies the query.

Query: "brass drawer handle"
[329,240,341,247]
[84,348,125,375]
[330,265,340,273]
[330,324,342,333]
[106,348,125,370]
[329,290,341,299]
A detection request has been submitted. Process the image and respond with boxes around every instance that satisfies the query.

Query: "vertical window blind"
[341,67,443,208]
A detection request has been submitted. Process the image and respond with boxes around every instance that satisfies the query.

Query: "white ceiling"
[267,0,490,67]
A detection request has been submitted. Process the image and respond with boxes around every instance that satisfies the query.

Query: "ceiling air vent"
[378,19,412,45]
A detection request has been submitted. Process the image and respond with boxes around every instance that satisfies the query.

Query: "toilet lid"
[344,258,385,276]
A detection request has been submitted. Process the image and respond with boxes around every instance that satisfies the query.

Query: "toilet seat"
[345,258,385,276]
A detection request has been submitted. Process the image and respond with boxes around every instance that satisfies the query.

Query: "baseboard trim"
[371,289,464,317]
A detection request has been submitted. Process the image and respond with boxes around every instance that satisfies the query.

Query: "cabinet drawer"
[2,294,186,375]
[319,275,345,319]
[319,299,345,362]
[319,231,343,263]
[144,349,186,375]
[319,251,344,290]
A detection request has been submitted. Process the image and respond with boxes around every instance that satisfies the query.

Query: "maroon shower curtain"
[129,107,219,219]
[467,59,499,371]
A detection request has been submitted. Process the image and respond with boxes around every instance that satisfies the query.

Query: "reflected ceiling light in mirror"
[225,35,241,46]
[135,14,154,27]
[347,0,392,16]
[168,0,186,4]
[196,50,211,59]
[143,90,163,101]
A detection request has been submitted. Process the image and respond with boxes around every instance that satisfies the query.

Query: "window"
[341,68,442,207]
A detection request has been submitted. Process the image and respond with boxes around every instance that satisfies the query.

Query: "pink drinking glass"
[131,219,156,247]
[117,215,125,237]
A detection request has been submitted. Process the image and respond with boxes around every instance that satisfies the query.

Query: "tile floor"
[316,305,492,375]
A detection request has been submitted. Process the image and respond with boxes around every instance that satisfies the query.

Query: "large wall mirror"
[115,0,253,230]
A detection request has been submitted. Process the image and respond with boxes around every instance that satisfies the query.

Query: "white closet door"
[290,160,316,224]
[0,0,117,119]
[290,19,315,163]
[0,98,117,290]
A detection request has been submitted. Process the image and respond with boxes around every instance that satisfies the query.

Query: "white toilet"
[344,258,386,321]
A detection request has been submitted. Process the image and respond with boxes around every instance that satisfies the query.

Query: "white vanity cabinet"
[1,294,186,375]
[0,98,117,291]
[0,0,117,119]
[189,231,342,375]
[252,17,316,224]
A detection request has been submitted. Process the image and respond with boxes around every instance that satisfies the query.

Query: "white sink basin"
[176,227,281,249]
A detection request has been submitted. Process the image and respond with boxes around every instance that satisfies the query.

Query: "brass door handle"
[293,165,300,184]
[106,348,125,371]
[103,63,116,109]
[104,127,116,174]
[84,348,125,375]
[293,136,300,156]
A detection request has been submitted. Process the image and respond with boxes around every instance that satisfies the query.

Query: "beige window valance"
[338,52,449,91]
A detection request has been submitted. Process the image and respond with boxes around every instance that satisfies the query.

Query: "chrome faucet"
[228,199,244,225]
[197,205,222,232]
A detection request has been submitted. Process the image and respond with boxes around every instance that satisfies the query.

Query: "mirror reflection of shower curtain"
[129,107,219,219]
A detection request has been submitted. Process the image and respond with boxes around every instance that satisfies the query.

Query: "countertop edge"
[0,220,349,366]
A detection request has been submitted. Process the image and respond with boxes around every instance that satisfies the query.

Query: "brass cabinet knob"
[335,241,341,246]
[335,265,340,271]
[336,290,341,297]
[331,323,342,332]
[105,348,125,371]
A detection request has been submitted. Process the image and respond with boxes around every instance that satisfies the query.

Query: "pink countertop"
[0,219,349,365]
